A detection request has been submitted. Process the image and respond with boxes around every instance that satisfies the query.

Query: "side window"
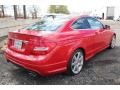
[72,18,90,29]
[87,17,103,29]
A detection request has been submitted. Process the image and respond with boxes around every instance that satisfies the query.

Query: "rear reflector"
[34,47,49,51]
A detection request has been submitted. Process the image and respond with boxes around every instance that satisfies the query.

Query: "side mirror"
[104,25,110,30]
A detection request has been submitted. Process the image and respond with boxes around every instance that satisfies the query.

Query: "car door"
[103,27,113,46]
[71,17,98,57]
[86,17,106,52]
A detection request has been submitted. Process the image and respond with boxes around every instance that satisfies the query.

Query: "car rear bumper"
[4,48,67,76]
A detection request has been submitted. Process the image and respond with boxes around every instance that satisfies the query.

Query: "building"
[90,6,120,20]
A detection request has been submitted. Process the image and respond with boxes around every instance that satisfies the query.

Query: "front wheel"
[67,49,84,75]
[109,35,116,49]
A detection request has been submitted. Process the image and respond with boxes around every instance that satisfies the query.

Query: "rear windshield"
[25,18,69,31]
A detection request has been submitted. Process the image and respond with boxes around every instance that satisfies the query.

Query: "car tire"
[109,35,116,49]
[67,49,84,75]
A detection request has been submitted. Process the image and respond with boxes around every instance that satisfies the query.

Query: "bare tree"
[0,6,2,18]
[17,6,23,18]
[0,5,5,18]
[1,5,5,17]
[15,5,26,19]
[30,6,39,19]
[23,5,27,19]
[13,5,17,20]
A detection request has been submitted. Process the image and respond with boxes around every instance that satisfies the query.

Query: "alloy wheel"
[111,36,116,48]
[71,51,84,74]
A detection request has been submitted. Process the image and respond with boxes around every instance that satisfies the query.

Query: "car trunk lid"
[7,30,51,55]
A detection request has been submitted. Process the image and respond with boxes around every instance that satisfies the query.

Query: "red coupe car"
[4,16,116,76]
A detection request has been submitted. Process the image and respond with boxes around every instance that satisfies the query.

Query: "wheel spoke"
[71,60,77,66]
[76,52,81,61]
[78,55,83,61]
[73,55,77,61]
[72,65,77,72]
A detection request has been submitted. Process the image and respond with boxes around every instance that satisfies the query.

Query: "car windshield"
[25,18,69,31]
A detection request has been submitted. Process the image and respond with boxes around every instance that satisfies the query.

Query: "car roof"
[42,15,94,24]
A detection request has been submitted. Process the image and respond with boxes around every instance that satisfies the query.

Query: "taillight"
[32,42,56,55]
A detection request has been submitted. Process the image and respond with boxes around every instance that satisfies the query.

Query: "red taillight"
[32,42,56,55]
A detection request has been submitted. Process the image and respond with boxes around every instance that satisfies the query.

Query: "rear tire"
[109,35,116,49]
[67,49,84,75]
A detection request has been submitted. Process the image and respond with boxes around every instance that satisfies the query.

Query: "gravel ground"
[0,20,120,85]
[0,18,39,29]
[0,18,39,37]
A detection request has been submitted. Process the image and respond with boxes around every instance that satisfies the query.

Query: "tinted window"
[72,18,90,29]
[24,19,69,31]
[87,17,103,29]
